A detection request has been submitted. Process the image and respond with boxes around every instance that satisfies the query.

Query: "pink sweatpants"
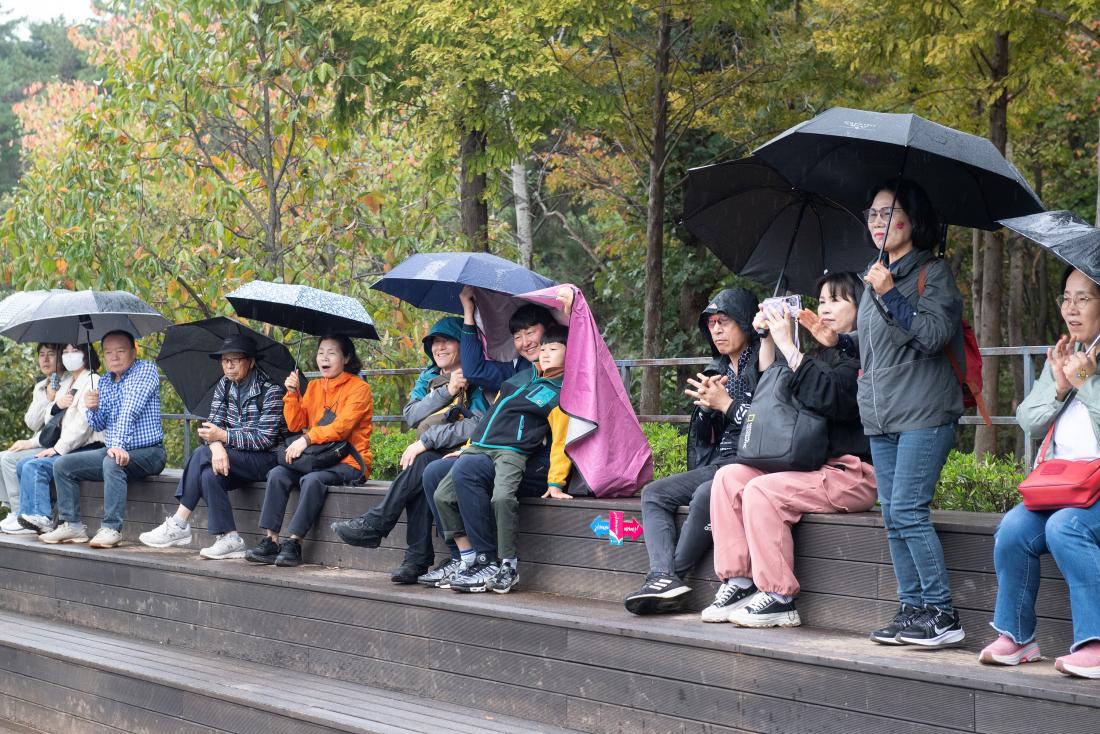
[710,455,876,596]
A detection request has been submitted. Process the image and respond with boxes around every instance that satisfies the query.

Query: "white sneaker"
[0,515,35,535]
[200,534,246,560]
[139,517,192,548]
[40,522,89,544]
[18,514,54,534]
[88,527,122,548]
[700,582,757,622]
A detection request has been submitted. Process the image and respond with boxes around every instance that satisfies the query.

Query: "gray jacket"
[855,248,964,435]
[402,384,485,451]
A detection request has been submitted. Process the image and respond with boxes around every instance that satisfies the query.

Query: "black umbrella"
[0,289,171,344]
[156,317,298,417]
[682,156,876,294]
[753,107,1043,232]
[225,281,379,340]
[998,210,1100,286]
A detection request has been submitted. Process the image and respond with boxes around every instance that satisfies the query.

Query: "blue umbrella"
[370,252,557,313]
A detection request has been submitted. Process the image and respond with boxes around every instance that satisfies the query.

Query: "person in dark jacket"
[624,287,760,615]
[457,285,557,392]
[330,317,491,583]
[857,179,966,647]
[705,272,876,627]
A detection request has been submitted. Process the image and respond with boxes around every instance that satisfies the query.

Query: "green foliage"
[641,422,687,481]
[370,426,418,481]
[0,339,39,447]
[933,450,1025,513]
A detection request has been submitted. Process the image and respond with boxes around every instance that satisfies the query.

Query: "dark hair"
[101,330,136,349]
[318,335,362,375]
[869,178,940,251]
[35,343,63,357]
[540,324,569,346]
[508,304,556,335]
[815,271,865,306]
[66,343,100,372]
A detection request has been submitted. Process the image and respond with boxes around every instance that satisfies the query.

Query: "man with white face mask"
[15,344,105,534]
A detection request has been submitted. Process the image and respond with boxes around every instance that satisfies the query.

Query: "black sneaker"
[245,537,280,565]
[390,561,430,584]
[489,562,519,594]
[700,582,757,622]
[274,538,302,567]
[897,605,965,647]
[418,558,464,588]
[331,516,384,548]
[728,592,801,628]
[624,571,691,615]
[450,553,500,593]
[870,603,924,645]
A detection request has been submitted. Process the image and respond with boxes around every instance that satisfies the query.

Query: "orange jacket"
[283,370,373,476]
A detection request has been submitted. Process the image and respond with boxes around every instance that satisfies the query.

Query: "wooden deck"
[0,472,1094,733]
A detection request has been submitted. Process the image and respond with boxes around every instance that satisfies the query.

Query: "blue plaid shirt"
[207,372,285,451]
[86,359,163,450]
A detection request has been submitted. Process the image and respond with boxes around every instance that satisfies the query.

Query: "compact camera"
[760,294,803,349]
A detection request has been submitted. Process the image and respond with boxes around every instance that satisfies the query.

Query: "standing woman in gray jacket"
[857,179,966,648]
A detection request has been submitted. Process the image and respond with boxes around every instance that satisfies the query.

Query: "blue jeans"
[54,445,167,531]
[992,502,1100,651]
[870,423,956,610]
[16,454,60,518]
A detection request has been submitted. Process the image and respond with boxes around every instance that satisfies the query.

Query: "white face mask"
[62,352,85,372]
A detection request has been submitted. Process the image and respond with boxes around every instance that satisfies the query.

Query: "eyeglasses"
[862,206,905,223]
[1058,295,1095,309]
[220,356,248,365]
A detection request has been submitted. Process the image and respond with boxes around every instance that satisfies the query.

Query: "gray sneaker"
[89,527,122,548]
[418,558,464,588]
[40,522,89,544]
[17,514,54,534]
[450,554,501,593]
[139,517,192,548]
[200,534,246,560]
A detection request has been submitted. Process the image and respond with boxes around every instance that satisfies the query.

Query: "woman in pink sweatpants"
[704,272,876,627]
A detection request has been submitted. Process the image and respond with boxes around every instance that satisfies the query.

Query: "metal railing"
[168,345,1048,465]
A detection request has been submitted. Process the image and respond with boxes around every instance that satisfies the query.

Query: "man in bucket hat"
[139,334,285,559]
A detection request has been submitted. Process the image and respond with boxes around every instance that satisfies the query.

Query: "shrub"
[371,426,418,481]
[642,422,687,482]
[933,450,1024,513]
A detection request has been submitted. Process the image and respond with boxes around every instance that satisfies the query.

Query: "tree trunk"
[511,158,533,268]
[974,32,1010,460]
[970,228,982,329]
[1008,233,1025,458]
[639,8,672,416]
[460,129,489,251]
[1096,116,1100,227]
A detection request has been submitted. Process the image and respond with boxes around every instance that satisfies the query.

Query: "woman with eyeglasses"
[852,178,967,648]
[978,266,1100,679]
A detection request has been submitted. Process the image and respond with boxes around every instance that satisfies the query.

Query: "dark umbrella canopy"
[998,210,1100,286]
[753,107,1043,231]
[156,317,298,417]
[225,281,379,340]
[370,252,557,313]
[0,289,171,344]
[683,156,876,294]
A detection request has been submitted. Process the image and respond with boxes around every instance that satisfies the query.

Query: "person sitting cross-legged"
[139,335,285,559]
[42,330,167,548]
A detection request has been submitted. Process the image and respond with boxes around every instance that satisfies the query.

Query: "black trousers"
[175,444,276,535]
[260,463,360,538]
[357,449,445,567]
[639,463,722,578]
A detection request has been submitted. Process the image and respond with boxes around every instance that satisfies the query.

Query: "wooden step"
[0,535,1096,734]
[68,473,1074,651]
[0,609,578,734]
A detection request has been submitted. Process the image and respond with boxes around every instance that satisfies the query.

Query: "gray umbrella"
[0,290,63,331]
[226,281,379,340]
[0,289,171,344]
[998,210,1100,286]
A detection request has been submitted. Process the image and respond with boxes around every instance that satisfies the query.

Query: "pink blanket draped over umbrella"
[517,285,653,497]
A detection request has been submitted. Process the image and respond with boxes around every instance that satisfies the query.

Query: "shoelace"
[467,564,500,582]
[745,594,774,613]
[712,584,738,606]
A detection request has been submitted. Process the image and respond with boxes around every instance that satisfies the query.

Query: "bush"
[642,422,687,481]
[370,426,418,481]
[933,450,1024,513]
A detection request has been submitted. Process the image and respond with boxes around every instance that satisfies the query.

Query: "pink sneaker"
[978,634,1042,666]
[1055,641,1100,679]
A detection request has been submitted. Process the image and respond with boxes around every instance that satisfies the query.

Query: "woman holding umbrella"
[246,335,373,567]
[856,179,966,648]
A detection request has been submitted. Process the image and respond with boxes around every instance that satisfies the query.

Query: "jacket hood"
[422,316,465,365]
[698,287,759,358]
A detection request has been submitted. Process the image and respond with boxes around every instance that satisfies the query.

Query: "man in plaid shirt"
[139,334,284,559]
[44,330,167,548]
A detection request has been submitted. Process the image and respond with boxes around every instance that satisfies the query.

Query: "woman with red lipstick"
[247,335,374,568]
[855,178,967,648]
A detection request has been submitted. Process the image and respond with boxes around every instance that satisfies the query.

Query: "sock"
[729,576,754,589]
[502,557,517,569]
[460,549,475,567]
[169,515,189,529]
[768,592,793,603]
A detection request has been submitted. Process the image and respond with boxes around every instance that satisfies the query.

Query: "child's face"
[538,341,566,372]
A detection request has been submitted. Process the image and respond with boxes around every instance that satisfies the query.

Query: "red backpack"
[918,262,992,427]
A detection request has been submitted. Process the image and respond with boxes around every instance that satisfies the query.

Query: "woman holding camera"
[704,272,875,627]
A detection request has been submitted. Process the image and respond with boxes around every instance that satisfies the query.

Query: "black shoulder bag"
[276,408,367,480]
[735,362,828,473]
